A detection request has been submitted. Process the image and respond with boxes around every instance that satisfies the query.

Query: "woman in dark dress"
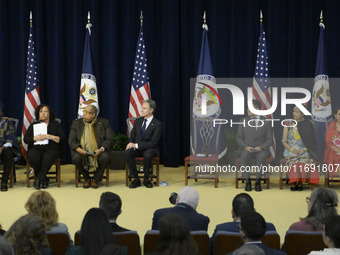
[24,104,65,189]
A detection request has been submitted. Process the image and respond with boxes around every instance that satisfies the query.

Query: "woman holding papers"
[24,104,65,189]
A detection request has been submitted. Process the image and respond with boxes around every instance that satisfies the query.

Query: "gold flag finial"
[87,11,91,24]
[140,11,143,26]
[260,10,263,24]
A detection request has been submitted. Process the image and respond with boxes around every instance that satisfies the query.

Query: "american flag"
[21,19,41,160]
[127,23,151,132]
[252,23,276,159]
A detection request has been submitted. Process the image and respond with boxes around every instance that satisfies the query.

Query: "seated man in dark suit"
[0,101,19,192]
[68,105,113,189]
[125,99,162,189]
[210,193,276,252]
[227,211,286,255]
[237,99,273,192]
[99,192,131,232]
[152,186,210,231]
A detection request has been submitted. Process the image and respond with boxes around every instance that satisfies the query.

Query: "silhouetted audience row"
[0,186,339,255]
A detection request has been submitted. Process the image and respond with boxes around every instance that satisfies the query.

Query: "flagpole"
[202,11,208,30]
[30,11,32,26]
[260,10,263,24]
[88,11,90,24]
[140,11,143,26]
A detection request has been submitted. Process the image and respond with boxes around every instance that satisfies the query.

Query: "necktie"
[141,119,147,135]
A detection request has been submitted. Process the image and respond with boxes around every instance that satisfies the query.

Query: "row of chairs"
[184,117,339,188]
[46,230,327,255]
[0,156,160,188]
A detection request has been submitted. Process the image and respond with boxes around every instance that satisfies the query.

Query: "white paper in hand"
[33,122,49,145]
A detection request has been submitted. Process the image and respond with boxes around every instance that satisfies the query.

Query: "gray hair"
[143,99,156,114]
[233,244,265,255]
[177,186,199,210]
[302,187,338,230]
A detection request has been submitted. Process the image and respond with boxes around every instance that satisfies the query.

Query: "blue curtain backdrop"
[1,0,340,166]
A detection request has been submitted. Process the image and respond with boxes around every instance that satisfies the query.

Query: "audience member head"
[0,236,14,255]
[177,186,199,210]
[157,213,198,255]
[232,193,255,220]
[34,104,55,122]
[80,208,114,255]
[83,105,97,123]
[323,215,340,248]
[25,191,59,231]
[239,212,266,242]
[99,192,122,221]
[302,187,338,230]
[232,244,265,255]
[5,213,49,255]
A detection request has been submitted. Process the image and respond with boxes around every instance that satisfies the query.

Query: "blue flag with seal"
[78,14,99,118]
[191,13,225,159]
[311,14,332,163]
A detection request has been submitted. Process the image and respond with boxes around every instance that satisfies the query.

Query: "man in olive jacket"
[69,105,113,188]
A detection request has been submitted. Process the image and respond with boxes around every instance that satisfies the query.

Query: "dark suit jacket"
[68,117,113,157]
[210,221,277,252]
[129,117,162,155]
[110,222,131,232]
[237,116,273,152]
[151,203,210,231]
[227,242,286,255]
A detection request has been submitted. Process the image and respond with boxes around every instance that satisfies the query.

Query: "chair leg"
[156,162,159,186]
[75,166,79,188]
[9,163,14,188]
[26,163,30,187]
[125,163,129,186]
[56,163,61,187]
[184,160,189,185]
[106,165,109,187]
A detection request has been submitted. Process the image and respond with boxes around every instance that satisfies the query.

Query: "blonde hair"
[25,191,58,230]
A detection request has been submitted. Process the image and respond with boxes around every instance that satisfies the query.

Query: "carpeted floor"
[1,164,339,250]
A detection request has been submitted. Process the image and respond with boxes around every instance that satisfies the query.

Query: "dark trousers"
[28,148,60,181]
[240,149,270,182]
[71,151,110,182]
[0,147,15,183]
[125,148,155,179]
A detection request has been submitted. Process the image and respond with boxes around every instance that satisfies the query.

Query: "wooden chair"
[324,170,340,187]
[0,159,14,188]
[284,230,326,255]
[26,158,61,187]
[125,117,160,186]
[75,231,141,255]
[46,232,70,255]
[144,230,210,255]
[75,164,110,187]
[125,157,160,186]
[235,157,272,189]
[214,230,280,255]
[184,117,221,188]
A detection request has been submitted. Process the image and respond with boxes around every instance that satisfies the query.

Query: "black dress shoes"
[255,183,262,192]
[1,183,8,192]
[129,179,141,188]
[34,178,41,190]
[143,179,153,188]
[245,183,252,191]
[42,179,49,189]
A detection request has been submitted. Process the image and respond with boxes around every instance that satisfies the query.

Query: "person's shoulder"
[152,117,162,124]
[289,220,314,231]
[266,222,276,231]
[328,120,336,129]
[154,207,173,215]
[215,222,235,231]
